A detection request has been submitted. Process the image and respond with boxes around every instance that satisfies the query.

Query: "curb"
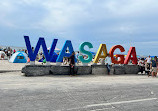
[0,70,21,73]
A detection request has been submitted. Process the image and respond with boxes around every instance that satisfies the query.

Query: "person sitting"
[105,54,112,75]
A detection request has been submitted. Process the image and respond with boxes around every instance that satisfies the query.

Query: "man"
[150,56,157,77]
[145,55,152,76]
[69,51,75,76]
[7,47,11,59]
[105,54,112,75]
[146,55,152,69]
[138,58,145,74]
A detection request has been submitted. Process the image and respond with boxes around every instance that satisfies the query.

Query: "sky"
[0,0,158,55]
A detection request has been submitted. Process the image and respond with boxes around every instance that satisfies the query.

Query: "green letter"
[79,42,93,63]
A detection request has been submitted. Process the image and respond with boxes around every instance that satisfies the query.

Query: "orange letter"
[124,47,138,64]
[109,45,125,64]
[93,44,107,63]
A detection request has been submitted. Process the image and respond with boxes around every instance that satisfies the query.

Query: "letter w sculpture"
[24,36,58,64]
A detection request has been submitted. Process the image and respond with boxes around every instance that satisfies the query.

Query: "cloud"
[0,0,158,55]
[0,1,16,27]
[1,0,158,31]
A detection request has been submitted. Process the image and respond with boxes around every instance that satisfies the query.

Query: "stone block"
[111,65,125,75]
[124,65,139,74]
[91,65,108,75]
[50,66,70,75]
[22,65,51,76]
[110,67,114,75]
[21,64,139,76]
[76,66,92,75]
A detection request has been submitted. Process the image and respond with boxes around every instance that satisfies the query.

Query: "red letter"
[109,45,125,64]
[124,47,138,64]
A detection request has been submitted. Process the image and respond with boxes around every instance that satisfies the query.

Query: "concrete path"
[0,72,158,111]
[0,60,26,72]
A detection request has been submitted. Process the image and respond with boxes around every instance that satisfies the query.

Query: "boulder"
[124,64,139,74]
[50,66,70,75]
[22,65,51,76]
[111,65,125,75]
[76,66,92,75]
[91,65,108,75]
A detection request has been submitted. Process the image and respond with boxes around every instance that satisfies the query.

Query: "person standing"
[7,47,11,59]
[145,55,152,76]
[150,56,158,77]
[145,55,152,69]
[69,51,75,76]
[138,58,145,74]
[105,54,112,75]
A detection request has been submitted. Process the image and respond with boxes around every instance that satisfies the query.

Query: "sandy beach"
[0,60,26,72]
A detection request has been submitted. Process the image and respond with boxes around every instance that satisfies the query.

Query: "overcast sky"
[0,0,158,55]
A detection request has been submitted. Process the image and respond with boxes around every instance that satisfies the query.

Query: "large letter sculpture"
[109,45,125,64]
[79,42,93,63]
[24,36,58,62]
[56,40,75,62]
[93,44,107,63]
[124,47,138,64]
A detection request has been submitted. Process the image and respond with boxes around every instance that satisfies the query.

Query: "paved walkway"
[0,72,158,111]
[0,60,26,72]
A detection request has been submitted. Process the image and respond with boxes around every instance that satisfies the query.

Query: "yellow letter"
[93,44,107,63]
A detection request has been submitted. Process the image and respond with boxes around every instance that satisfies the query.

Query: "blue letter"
[56,40,75,62]
[24,36,58,62]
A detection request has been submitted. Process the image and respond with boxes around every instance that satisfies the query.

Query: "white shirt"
[138,60,145,66]
[146,57,152,63]
[105,56,112,65]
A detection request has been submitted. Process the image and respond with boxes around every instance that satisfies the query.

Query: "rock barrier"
[22,64,139,76]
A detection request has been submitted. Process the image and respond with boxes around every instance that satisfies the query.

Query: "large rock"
[111,65,125,75]
[21,64,140,76]
[91,65,108,75]
[22,65,51,76]
[50,66,70,75]
[124,65,139,74]
[76,66,92,75]
[50,66,92,75]
[110,66,114,75]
